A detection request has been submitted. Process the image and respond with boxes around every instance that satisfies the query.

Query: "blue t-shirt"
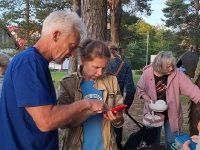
[0,47,58,150]
[81,80,103,150]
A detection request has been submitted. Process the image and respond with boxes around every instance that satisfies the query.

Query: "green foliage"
[149,27,183,57]
[121,20,150,69]
[122,41,146,70]
[0,0,73,46]
[163,0,200,52]
[120,0,153,47]
[120,15,139,47]
[123,0,153,16]
[120,17,183,69]
[0,0,185,70]
[163,0,188,28]
[135,70,143,75]
[133,74,141,84]
[51,71,141,89]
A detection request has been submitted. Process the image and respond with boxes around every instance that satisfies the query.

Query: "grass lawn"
[51,71,141,88]
[133,74,140,84]
[51,71,67,89]
[51,71,187,104]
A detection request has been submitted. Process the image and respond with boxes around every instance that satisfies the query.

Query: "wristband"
[112,119,124,128]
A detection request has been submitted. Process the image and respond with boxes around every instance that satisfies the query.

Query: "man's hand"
[25,99,109,131]
[85,99,110,114]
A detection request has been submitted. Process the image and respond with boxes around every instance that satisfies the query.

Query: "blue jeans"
[150,120,179,150]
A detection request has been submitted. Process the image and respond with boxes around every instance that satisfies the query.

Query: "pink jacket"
[137,64,200,132]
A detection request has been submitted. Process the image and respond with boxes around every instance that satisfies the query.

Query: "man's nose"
[97,68,103,76]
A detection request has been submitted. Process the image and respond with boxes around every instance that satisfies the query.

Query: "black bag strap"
[125,110,144,129]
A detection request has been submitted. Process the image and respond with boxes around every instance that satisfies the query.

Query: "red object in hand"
[104,104,127,117]
[111,104,128,113]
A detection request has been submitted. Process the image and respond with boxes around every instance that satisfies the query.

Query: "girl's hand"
[197,121,200,131]
[180,140,191,150]
[103,110,124,124]
[191,135,199,143]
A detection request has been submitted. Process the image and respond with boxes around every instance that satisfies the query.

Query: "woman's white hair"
[41,9,87,41]
[152,51,176,73]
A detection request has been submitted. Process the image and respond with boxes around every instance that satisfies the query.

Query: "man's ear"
[53,31,61,42]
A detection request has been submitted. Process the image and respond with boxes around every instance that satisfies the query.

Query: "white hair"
[152,51,176,73]
[41,10,87,41]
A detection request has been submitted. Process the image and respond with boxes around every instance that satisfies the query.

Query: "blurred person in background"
[106,41,136,150]
[0,53,9,96]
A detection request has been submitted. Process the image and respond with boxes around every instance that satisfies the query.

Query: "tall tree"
[68,0,80,74]
[0,0,73,48]
[81,0,107,40]
[107,0,152,52]
[163,0,200,52]
[189,61,200,136]
[107,0,122,48]
[163,0,200,136]
[25,0,30,45]
[69,0,107,73]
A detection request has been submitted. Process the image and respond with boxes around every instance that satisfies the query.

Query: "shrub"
[135,70,143,75]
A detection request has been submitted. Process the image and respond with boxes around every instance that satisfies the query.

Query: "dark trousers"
[114,127,123,149]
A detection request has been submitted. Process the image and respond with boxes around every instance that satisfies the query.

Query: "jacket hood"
[142,64,154,79]
[143,64,153,71]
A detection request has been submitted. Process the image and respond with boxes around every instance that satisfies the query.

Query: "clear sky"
[143,0,167,26]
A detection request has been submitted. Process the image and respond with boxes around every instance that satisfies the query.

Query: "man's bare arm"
[26,100,107,132]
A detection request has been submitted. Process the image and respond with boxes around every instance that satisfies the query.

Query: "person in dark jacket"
[106,42,136,150]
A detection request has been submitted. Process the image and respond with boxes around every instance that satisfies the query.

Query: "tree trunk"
[68,0,81,74]
[189,55,200,136]
[188,0,200,135]
[193,0,199,52]
[81,0,107,40]
[110,0,121,50]
[25,0,30,46]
